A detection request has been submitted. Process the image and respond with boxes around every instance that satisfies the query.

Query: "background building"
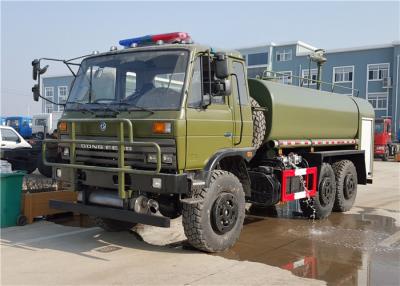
[42,76,74,113]
[238,41,400,134]
[42,41,400,134]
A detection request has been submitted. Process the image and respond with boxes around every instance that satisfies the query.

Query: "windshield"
[375,122,384,133]
[6,119,19,127]
[66,50,188,111]
[35,118,47,126]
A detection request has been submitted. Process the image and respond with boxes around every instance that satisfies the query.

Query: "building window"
[277,71,292,85]
[368,63,389,81]
[44,87,54,113]
[58,86,68,111]
[302,69,318,86]
[333,66,353,83]
[276,49,292,62]
[247,52,268,66]
[368,93,388,110]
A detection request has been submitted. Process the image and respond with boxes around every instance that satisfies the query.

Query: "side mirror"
[32,84,40,101]
[213,79,231,96]
[215,53,229,79]
[40,65,49,75]
[32,59,40,80]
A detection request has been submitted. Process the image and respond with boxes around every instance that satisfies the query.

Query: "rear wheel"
[300,163,336,219]
[182,170,245,252]
[94,217,137,232]
[332,160,357,212]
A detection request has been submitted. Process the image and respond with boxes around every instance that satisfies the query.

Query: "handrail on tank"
[260,70,360,97]
[42,118,162,200]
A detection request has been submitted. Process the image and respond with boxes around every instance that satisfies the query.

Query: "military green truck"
[32,32,374,252]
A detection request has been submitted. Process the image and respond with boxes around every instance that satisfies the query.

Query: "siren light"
[119,32,191,47]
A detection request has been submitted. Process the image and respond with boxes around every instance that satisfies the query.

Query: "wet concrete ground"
[2,161,399,285]
[215,204,400,286]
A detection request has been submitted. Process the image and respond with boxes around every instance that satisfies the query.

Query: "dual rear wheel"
[300,160,357,219]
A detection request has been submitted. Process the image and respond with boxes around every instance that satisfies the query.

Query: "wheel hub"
[319,177,334,206]
[344,174,355,200]
[211,193,238,234]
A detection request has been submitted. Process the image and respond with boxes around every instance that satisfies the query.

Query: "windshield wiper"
[65,101,95,114]
[66,101,120,114]
[116,102,154,114]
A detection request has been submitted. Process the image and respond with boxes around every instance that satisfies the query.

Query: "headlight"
[63,147,70,156]
[147,153,158,163]
[162,154,173,164]
[147,153,174,164]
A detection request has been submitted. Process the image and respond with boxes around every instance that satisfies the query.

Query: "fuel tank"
[248,79,374,141]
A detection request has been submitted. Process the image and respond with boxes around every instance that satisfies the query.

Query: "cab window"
[1,129,19,142]
[233,61,249,105]
[187,56,225,108]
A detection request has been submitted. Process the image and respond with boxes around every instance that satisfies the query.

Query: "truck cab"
[32,112,62,139]
[374,118,397,160]
[5,116,32,138]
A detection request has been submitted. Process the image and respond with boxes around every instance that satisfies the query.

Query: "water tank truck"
[31,32,374,252]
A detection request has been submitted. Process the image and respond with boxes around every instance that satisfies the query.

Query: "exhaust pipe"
[147,199,159,214]
[134,195,159,214]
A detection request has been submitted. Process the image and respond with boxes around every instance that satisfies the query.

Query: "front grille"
[61,136,177,170]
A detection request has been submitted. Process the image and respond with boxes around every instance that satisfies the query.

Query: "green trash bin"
[0,171,26,228]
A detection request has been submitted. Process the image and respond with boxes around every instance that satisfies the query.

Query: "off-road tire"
[251,98,266,149]
[37,152,52,178]
[182,170,245,252]
[300,163,336,219]
[332,160,358,212]
[94,217,137,232]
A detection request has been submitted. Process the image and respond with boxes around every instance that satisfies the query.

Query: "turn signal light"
[59,122,68,133]
[152,122,172,134]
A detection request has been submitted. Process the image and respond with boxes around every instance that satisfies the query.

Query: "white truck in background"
[32,112,62,139]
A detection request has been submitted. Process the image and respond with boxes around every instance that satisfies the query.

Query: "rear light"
[119,32,191,47]
[152,122,172,134]
[59,122,68,133]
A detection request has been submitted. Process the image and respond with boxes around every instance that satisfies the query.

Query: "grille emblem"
[99,121,107,132]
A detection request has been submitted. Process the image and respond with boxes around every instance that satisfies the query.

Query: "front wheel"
[300,163,336,219]
[182,170,245,252]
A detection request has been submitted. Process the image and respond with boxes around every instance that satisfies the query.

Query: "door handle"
[224,132,233,138]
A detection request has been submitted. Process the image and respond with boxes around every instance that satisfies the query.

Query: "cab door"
[231,60,253,148]
[185,56,234,170]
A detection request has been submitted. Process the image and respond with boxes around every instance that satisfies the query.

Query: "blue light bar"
[119,32,191,48]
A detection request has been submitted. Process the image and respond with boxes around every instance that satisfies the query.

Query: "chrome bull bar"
[42,118,161,199]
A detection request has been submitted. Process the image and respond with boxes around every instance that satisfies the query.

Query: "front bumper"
[74,169,189,194]
[49,200,170,227]
[374,145,386,155]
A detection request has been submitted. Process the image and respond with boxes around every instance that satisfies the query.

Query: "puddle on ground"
[215,203,400,286]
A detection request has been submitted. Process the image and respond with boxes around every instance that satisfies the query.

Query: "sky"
[1,0,399,116]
